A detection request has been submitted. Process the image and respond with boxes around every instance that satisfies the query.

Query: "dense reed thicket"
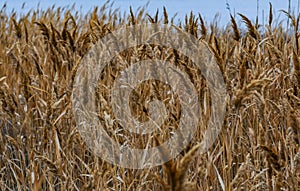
[0,2,299,190]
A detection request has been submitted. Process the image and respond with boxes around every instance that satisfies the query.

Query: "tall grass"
[0,3,299,190]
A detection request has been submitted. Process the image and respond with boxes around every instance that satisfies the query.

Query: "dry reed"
[0,2,299,191]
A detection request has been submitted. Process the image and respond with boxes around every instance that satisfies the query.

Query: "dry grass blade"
[293,49,300,86]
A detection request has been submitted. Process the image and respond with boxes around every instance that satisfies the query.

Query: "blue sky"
[1,1,298,27]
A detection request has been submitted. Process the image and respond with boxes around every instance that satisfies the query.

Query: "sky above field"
[1,0,298,27]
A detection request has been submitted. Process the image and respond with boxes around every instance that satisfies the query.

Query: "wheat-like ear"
[147,9,159,23]
[230,14,240,41]
[163,6,168,24]
[146,9,159,24]
[146,13,155,23]
[268,2,273,27]
[154,9,159,23]
[11,18,22,39]
[238,13,260,40]
[198,14,207,39]
[129,6,135,25]
[34,21,50,41]
[22,19,29,43]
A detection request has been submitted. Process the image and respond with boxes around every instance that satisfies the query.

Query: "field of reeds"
[0,2,299,190]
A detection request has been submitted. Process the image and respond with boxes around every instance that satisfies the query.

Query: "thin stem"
[256,0,259,26]
[288,0,291,30]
